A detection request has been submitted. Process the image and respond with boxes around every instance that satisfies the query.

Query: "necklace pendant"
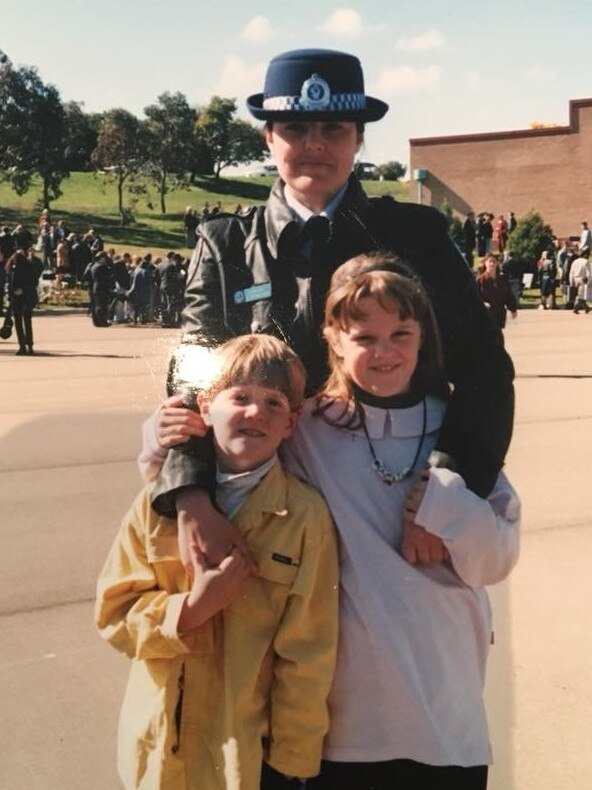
[372,459,411,485]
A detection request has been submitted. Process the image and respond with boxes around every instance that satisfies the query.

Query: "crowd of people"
[461,212,592,325]
[80,248,188,328]
[0,208,192,346]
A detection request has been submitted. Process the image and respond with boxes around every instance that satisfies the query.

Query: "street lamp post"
[413,168,428,205]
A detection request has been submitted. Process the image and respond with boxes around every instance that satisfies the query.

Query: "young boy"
[95,335,339,790]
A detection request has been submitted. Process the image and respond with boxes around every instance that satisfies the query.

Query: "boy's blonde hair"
[202,334,307,410]
[321,253,448,405]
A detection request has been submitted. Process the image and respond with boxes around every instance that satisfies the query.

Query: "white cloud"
[396,29,447,52]
[524,64,557,83]
[370,65,440,97]
[318,8,363,38]
[211,56,267,101]
[240,16,275,44]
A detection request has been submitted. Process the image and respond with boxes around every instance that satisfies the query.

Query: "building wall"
[409,99,592,239]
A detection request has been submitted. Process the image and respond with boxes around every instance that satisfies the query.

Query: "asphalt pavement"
[0,308,590,790]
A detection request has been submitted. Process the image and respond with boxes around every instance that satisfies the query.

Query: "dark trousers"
[307,758,488,790]
[12,298,34,349]
[260,762,304,789]
[160,290,179,327]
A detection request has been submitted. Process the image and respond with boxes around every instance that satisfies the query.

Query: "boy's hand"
[156,395,208,448]
[177,488,255,571]
[401,468,449,565]
[178,544,251,633]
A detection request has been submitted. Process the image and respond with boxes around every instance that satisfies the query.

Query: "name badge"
[233,282,272,305]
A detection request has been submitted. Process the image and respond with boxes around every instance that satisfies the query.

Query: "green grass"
[0,172,410,257]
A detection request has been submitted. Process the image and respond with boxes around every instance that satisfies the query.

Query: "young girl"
[282,254,520,790]
[141,253,520,790]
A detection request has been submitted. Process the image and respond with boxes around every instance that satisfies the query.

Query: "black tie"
[297,215,331,275]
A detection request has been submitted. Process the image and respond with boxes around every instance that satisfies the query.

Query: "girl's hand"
[401,468,450,565]
[156,395,208,448]
[177,488,255,571]
[178,544,251,633]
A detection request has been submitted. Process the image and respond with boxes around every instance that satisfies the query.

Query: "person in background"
[0,225,15,316]
[83,251,112,327]
[476,253,518,328]
[12,223,33,252]
[579,221,591,258]
[494,214,508,254]
[537,250,557,310]
[183,206,199,249]
[5,249,42,354]
[462,211,476,267]
[500,250,523,305]
[557,241,576,309]
[569,251,591,315]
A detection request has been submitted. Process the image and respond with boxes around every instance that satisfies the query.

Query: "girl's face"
[485,257,498,276]
[328,296,422,397]
[265,121,363,212]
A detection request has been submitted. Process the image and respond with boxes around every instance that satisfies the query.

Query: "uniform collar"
[283,182,348,225]
[264,174,373,259]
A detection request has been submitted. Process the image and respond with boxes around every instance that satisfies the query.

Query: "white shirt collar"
[284,182,348,226]
[215,454,277,519]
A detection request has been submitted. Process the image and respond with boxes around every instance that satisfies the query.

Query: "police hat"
[246,48,389,123]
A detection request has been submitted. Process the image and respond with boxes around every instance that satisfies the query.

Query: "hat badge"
[300,73,331,110]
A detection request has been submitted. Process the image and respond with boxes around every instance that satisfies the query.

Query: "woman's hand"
[156,395,208,448]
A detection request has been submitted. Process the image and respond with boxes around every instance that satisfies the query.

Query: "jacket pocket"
[257,553,300,586]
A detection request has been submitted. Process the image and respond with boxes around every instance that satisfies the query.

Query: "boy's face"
[198,384,297,473]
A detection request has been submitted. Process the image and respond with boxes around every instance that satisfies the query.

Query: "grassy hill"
[0,172,411,257]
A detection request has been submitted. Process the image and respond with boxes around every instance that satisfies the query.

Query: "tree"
[195,96,266,179]
[92,108,145,225]
[377,160,407,181]
[508,212,555,269]
[0,55,68,206]
[143,92,197,213]
[439,200,465,256]
[63,102,100,171]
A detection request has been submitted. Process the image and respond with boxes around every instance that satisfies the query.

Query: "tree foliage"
[143,92,197,213]
[93,108,145,225]
[63,102,100,171]
[0,54,68,206]
[377,160,407,181]
[508,211,555,267]
[439,200,465,253]
[195,96,265,178]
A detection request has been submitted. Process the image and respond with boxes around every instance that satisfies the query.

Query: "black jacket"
[152,176,514,512]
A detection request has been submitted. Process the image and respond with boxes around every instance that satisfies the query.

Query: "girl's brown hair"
[318,253,448,421]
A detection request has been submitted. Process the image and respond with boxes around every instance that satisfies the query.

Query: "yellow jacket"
[95,461,339,790]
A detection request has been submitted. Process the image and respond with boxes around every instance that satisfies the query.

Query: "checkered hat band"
[262,93,366,111]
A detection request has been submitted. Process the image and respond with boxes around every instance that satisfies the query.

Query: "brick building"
[409,97,592,239]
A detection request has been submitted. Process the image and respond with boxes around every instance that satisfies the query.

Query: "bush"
[439,200,465,254]
[508,212,555,269]
[376,161,407,181]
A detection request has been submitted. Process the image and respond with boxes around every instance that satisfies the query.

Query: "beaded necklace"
[359,397,427,484]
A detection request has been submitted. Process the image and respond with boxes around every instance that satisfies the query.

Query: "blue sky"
[1,0,591,168]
